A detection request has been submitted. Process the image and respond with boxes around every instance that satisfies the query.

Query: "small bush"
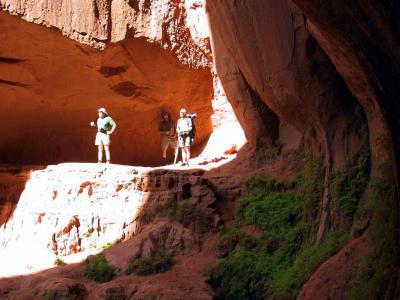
[173,200,212,233]
[331,146,370,217]
[101,242,114,250]
[255,139,282,162]
[139,198,212,234]
[84,254,115,283]
[54,257,66,266]
[216,225,241,256]
[126,250,173,276]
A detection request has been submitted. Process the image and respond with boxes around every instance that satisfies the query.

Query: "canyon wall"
[206,0,400,298]
[1,0,400,298]
[0,0,247,166]
[0,0,211,67]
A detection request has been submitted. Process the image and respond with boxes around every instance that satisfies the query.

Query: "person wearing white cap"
[176,108,193,166]
[90,107,117,163]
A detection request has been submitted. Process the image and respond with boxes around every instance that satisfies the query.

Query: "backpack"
[188,114,197,138]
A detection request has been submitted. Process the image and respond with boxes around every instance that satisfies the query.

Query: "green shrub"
[207,159,350,299]
[173,200,212,233]
[84,254,115,283]
[139,198,212,234]
[255,140,282,162]
[216,225,241,256]
[126,250,173,276]
[349,162,397,299]
[331,146,370,217]
[54,257,66,266]
[101,242,114,250]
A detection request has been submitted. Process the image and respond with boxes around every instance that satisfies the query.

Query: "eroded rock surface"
[0,11,214,166]
[0,163,216,277]
[0,0,211,67]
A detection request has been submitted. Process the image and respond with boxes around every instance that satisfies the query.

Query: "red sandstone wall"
[0,11,213,165]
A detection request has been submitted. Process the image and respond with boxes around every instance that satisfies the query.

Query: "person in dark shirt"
[159,111,177,163]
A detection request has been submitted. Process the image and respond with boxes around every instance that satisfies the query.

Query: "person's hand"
[90,121,95,127]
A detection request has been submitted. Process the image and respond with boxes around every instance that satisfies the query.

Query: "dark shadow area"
[0,56,25,64]
[0,79,30,88]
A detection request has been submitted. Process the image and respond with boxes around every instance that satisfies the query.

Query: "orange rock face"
[0,0,211,67]
[0,11,214,166]
[3,0,399,298]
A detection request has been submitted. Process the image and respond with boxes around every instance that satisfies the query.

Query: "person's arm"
[90,119,97,127]
[170,121,176,136]
[108,123,116,135]
[107,118,117,135]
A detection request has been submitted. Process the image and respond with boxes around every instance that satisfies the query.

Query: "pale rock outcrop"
[0,163,216,277]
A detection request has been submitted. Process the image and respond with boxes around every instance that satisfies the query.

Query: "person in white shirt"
[176,108,193,166]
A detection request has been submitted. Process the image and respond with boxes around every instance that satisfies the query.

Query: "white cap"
[97,107,107,114]
[180,108,187,114]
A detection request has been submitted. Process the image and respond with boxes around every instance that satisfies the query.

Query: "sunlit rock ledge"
[0,162,217,277]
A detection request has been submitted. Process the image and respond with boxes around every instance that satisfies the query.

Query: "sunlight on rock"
[0,164,146,276]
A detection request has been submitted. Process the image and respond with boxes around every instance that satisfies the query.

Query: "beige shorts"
[178,133,193,148]
[95,132,110,146]
[161,135,177,152]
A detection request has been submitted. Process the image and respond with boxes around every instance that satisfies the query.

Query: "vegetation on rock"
[139,197,212,234]
[84,254,115,283]
[206,151,370,299]
[126,250,173,276]
[349,162,397,299]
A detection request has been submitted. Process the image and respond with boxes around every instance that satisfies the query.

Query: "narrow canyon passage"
[0,11,213,166]
[1,0,400,299]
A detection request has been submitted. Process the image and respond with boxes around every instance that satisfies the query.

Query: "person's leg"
[184,135,191,165]
[104,145,111,163]
[98,144,103,163]
[174,147,179,164]
[173,143,178,164]
[186,146,191,165]
[181,147,187,165]
[161,137,168,160]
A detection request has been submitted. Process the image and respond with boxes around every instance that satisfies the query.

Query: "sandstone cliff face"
[1,0,399,298]
[0,163,216,277]
[206,0,400,298]
[0,0,211,67]
[0,10,215,166]
[292,0,400,173]
[0,0,246,166]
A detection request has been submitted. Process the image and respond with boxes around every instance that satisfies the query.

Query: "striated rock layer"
[0,163,216,277]
[0,0,211,67]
